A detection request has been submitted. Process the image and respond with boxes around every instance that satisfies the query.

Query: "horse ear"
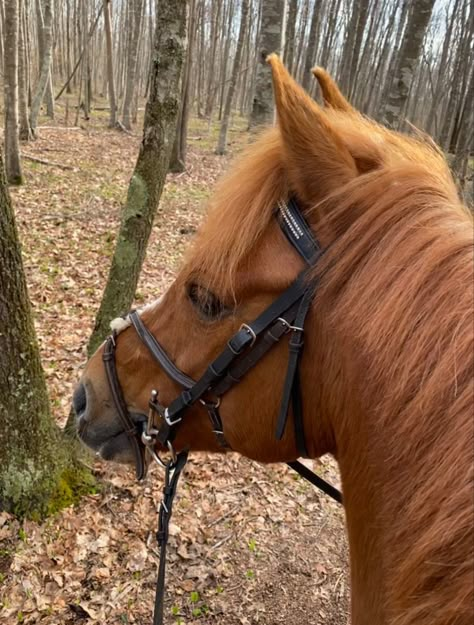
[267,54,358,203]
[312,67,354,113]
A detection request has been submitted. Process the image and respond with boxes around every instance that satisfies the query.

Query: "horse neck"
[306,200,473,624]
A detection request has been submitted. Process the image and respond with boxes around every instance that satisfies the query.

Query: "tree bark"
[103,0,117,127]
[284,0,297,74]
[249,0,286,129]
[35,0,54,118]
[216,0,249,154]
[338,0,360,93]
[121,0,144,130]
[301,0,321,91]
[29,0,54,136]
[3,0,23,185]
[347,0,370,101]
[0,151,65,518]
[87,0,186,354]
[204,0,222,118]
[169,0,196,173]
[18,0,32,140]
[381,0,436,129]
[425,0,462,136]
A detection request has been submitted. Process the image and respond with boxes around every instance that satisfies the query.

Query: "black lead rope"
[151,456,342,625]
[153,450,189,625]
[288,460,343,504]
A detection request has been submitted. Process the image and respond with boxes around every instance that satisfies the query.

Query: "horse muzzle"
[72,380,146,465]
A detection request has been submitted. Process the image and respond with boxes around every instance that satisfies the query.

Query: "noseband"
[101,197,342,624]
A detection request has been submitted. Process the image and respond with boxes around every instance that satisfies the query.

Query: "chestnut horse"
[74,56,473,625]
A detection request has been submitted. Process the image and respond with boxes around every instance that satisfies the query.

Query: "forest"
[0,1,473,624]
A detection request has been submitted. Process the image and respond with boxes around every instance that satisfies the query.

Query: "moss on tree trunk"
[87,0,187,356]
[0,152,93,519]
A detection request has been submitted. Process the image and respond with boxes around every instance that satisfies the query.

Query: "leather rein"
[102,197,342,624]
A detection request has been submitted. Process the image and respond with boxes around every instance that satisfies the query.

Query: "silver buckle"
[164,407,182,427]
[277,317,304,333]
[239,323,257,347]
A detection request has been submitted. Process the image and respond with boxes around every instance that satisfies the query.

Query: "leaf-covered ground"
[0,111,349,625]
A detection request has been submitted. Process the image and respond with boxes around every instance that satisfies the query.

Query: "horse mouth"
[75,405,146,464]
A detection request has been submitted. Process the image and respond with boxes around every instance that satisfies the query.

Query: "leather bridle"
[101,197,342,624]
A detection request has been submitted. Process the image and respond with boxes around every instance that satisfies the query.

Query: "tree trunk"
[347,0,370,101]
[338,0,360,92]
[86,0,186,355]
[381,0,436,129]
[301,0,321,91]
[169,0,196,173]
[18,0,32,141]
[425,0,462,136]
[217,0,235,121]
[284,0,297,74]
[216,0,249,154]
[121,0,144,130]
[29,0,54,136]
[3,0,23,185]
[0,151,64,518]
[249,0,286,129]
[103,0,117,127]
[54,4,103,101]
[35,0,55,118]
[204,0,223,119]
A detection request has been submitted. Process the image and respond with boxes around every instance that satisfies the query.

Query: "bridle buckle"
[277,317,304,334]
[164,407,183,427]
[238,323,257,347]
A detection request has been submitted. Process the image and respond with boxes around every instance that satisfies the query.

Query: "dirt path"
[0,117,349,625]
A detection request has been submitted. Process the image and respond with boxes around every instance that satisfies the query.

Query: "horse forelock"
[181,128,288,296]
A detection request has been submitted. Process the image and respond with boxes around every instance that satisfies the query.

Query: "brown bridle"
[100,197,342,624]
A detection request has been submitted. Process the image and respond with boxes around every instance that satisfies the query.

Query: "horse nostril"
[72,383,87,417]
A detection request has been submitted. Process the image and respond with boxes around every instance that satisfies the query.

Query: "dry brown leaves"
[0,114,349,625]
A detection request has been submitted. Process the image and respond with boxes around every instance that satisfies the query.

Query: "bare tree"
[3,0,23,185]
[249,0,286,128]
[170,0,197,172]
[216,0,250,154]
[18,0,32,140]
[87,0,186,354]
[284,0,297,74]
[0,150,70,518]
[29,0,53,136]
[302,0,321,91]
[121,0,144,130]
[382,0,436,129]
[34,0,54,118]
[103,0,117,127]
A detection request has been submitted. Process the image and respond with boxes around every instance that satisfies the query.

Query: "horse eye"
[187,283,224,318]
[187,282,229,319]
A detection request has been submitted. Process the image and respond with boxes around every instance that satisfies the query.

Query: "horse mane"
[313,142,473,623]
[184,115,473,624]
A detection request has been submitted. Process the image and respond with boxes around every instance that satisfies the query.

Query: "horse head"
[74,57,473,625]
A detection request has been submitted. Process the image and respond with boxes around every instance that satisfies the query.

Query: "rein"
[102,197,342,624]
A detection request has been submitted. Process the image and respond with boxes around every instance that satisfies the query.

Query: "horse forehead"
[109,296,164,336]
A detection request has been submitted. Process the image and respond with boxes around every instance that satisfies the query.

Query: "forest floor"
[0,108,349,625]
